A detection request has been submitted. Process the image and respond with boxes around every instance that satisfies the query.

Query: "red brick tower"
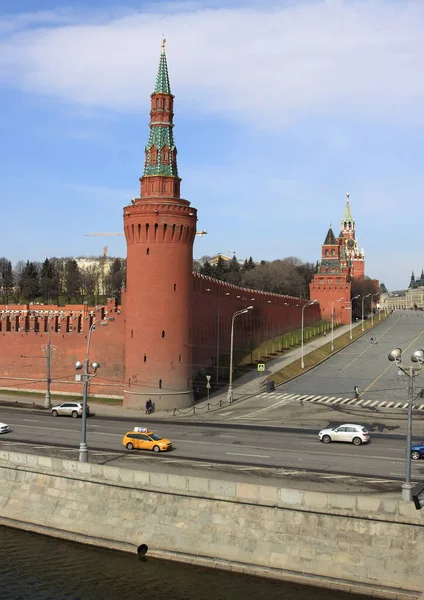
[339,193,365,280]
[123,40,197,410]
[309,226,352,325]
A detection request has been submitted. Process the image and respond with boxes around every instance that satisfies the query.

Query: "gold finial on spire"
[161,38,166,54]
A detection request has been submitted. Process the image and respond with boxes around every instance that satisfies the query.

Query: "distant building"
[380,271,424,311]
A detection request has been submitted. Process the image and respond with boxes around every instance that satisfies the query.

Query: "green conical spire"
[343,192,354,223]
[154,39,171,94]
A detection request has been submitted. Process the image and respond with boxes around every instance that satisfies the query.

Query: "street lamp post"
[44,330,52,409]
[350,295,360,340]
[301,300,317,369]
[388,347,424,501]
[361,293,371,331]
[371,293,379,326]
[227,306,253,403]
[331,297,344,352]
[76,319,112,462]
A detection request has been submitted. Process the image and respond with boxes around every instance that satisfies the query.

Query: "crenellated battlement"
[0,299,121,335]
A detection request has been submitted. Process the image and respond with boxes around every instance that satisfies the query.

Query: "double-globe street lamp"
[361,293,371,331]
[388,347,424,501]
[331,297,344,352]
[227,306,254,403]
[350,295,360,340]
[301,300,318,369]
[75,318,113,462]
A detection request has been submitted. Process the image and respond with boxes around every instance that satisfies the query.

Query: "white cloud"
[0,1,423,127]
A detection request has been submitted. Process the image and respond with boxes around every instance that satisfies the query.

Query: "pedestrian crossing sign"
[257,363,265,372]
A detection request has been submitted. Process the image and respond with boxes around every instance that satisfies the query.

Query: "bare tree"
[81,264,100,305]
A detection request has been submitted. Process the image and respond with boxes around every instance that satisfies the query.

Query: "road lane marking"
[218,412,233,416]
[236,393,293,418]
[316,397,328,403]
[227,452,270,458]
[324,397,337,404]
[364,326,424,395]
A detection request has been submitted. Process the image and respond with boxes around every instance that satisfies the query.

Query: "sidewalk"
[0,321,365,421]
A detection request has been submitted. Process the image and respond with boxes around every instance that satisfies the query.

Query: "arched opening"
[162,330,165,338]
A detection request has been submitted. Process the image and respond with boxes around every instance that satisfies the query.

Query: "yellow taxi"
[122,428,172,453]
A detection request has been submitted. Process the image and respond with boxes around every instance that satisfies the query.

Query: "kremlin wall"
[0,43,370,411]
[0,279,319,406]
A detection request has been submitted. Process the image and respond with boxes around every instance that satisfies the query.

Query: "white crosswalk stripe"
[246,387,424,417]
[252,391,424,412]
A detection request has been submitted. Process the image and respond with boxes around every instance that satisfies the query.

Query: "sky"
[0,0,423,291]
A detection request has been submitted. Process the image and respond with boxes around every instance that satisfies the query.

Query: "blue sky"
[1,0,423,290]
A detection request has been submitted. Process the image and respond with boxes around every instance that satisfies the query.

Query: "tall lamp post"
[361,293,371,331]
[75,318,112,462]
[301,300,317,369]
[227,306,254,403]
[350,295,360,340]
[331,297,344,352]
[388,348,424,501]
[43,315,53,409]
[371,293,379,326]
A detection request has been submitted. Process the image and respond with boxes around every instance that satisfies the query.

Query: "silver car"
[0,422,10,433]
[51,402,89,418]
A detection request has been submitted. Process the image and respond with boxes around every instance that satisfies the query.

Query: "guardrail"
[173,398,233,416]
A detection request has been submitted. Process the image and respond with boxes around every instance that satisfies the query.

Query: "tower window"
[179,354,182,363]
[146,248,150,255]
[159,379,162,389]
[144,354,147,363]
[131,330,134,338]
[174,283,177,291]
[162,330,165,338]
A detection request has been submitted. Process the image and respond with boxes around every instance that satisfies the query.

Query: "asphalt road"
[1,312,424,494]
[1,406,424,494]
[195,312,424,430]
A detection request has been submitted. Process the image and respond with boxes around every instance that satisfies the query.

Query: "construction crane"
[86,232,124,236]
[86,230,208,237]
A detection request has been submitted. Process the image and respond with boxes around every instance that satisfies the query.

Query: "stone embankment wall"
[0,450,422,599]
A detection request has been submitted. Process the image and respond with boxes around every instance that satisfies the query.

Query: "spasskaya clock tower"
[339,193,364,281]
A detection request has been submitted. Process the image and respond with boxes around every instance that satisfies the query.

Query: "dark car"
[411,442,424,460]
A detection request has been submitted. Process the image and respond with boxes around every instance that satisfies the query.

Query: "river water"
[0,525,374,600]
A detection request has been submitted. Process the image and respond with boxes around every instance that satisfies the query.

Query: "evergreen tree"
[40,258,59,303]
[20,261,40,302]
[0,258,13,303]
[228,255,240,273]
[106,258,126,301]
[199,261,214,277]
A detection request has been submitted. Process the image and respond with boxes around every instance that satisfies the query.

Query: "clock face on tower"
[346,239,355,250]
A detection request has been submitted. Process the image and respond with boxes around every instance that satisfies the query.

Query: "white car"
[0,422,10,434]
[51,402,89,418]
[318,423,370,446]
